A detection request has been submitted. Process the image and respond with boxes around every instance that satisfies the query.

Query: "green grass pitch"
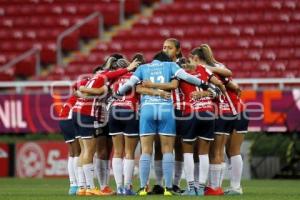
[0,178,299,200]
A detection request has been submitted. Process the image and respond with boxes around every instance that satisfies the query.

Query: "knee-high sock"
[124,159,135,189]
[101,159,110,189]
[95,159,109,189]
[68,157,77,187]
[163,153,174,188]
[83,163,95,189]
[194,162,199,189]
[173,161,183,186]
[154,160,163,186]
[183,153,194,190]
[139,154,151,188]
[77,166,86,188]
[198,154,209,187]
[209,164,222,189]
[220,162,226,187]
[95,158,101,188]
[73,157,79,186]
[230,155,243,189]
[112,158,123,188]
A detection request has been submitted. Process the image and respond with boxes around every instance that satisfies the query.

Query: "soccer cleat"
[117,187,124,195]
[216,187,224,195]
[181,187,197,196]
[151,184,164,195]
[85,187,103,196]
[197,186,205,196]
[172,184,184,194]
[123,185,136,195]
[204,186,224,196]
[124,188,136,195]
[68,186,78,195]
[137,187,148,196]
[100,186,115,195]
[224,187,243,195]
[164,187,175,196]
[76,188,86,196]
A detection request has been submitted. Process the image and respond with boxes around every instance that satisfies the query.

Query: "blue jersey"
[133,60,181,105]
[117,60,206,103]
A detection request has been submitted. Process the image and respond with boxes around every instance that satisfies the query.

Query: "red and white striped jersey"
[180,65,215,115]
[223,77,245,114]
[59,78,89,119]
[172,87,185,111]
[110,72,140,111]
[213,74,234,115]
[73,68,129,117]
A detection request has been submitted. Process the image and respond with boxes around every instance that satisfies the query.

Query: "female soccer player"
[161,38,185,194]
[109,55,144,195]
[72,57,139,196]
[137,38,184,194]
[93,54,128,196]
[224,79,249,195]
[199,44,249,195]
[58,78,89,195]
[118,51,207,196]
[179,48,225,196]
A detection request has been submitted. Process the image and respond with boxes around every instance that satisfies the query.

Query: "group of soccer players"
[58,38,249,196]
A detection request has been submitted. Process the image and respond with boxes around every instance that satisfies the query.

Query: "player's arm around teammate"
[161,38,185,194]
[71,75,109,196]
[178,52,224,196]
[78,85,108,96]
[135,78,178,194]
[118,51,207,196]
[137,78,180,193]
[94,56,140,195]
[136,84,172,99]
[188,47,228,195]
[59,78,89,195]
[142,78,179,91]
[224,79,249,195]
[199,44,248,195]
[72,57,139,196]
[108,57,142,195]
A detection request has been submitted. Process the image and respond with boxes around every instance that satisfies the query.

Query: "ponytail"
[199,44,218,67]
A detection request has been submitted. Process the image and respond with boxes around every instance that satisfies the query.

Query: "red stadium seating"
[125,0,141,15]
[94,0,300,79]
[0,0,135,80]
[1,0,299,80]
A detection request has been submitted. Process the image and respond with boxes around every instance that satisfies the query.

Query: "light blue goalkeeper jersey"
[118,60,206,105]
[132,60,181,104]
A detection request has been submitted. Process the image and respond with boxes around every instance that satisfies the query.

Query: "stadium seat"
[0,0,150,80]
[1,0,298,80]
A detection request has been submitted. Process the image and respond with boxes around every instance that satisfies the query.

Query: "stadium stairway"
[34,0,159,81]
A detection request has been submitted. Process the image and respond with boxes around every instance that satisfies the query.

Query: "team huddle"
[58,38,249,196]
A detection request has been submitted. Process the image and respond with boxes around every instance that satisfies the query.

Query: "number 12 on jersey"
[150,75,165,83]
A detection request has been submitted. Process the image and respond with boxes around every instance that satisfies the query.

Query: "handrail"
[0,78,300,94]
[0,80,72,94]
[120,0,125,24]
[235,78,300,90]
[161,0,174,3]
[56,11,104,66]
[0,47,41,76]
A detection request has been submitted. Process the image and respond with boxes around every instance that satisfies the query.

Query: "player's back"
[136,60,178,105]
